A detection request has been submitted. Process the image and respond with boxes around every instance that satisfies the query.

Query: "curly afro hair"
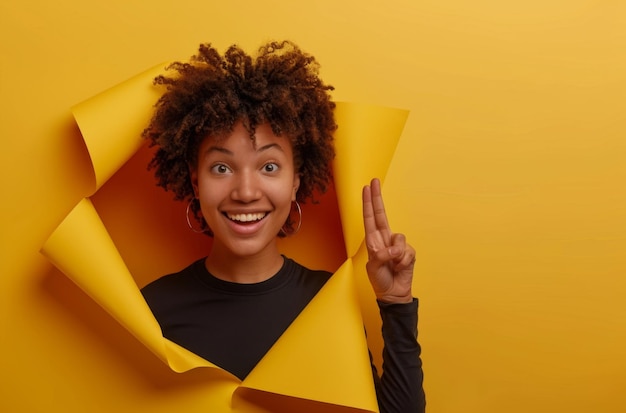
[143,40,337,219]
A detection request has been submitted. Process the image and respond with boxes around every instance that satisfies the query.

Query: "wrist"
[376,294,414,304]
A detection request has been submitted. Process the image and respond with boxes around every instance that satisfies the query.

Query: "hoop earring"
[281,201,302,236]
[186,199,206,234]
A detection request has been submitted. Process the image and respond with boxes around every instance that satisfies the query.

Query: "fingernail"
[388,246,401,256]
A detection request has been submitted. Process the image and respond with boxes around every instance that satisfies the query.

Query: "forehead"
[200,122,293,155]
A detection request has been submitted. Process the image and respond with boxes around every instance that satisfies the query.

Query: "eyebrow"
[204,142,285,156]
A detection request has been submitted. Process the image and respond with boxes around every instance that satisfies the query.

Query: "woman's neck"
[204,244,284,284]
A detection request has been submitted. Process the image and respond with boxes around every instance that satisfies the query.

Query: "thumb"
[368,245,401,270]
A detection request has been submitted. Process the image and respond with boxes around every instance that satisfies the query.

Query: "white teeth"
[227,212,266,222]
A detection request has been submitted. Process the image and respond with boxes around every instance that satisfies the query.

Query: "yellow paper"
[72,63,168,193]
[332,104,408,257]
[40,63,409,412]
[39,197,219,372]
[241,259,377,410]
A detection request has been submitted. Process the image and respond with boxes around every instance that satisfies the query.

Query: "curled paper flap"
[40,197,216,372]
[240,259,378,411]
[41,62,409,411]
[332,103,409,257]
[72,63,168,193]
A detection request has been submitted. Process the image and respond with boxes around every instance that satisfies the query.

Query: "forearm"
[375,298,426,413]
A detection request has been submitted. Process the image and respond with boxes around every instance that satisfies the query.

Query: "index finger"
[362,178,392,243]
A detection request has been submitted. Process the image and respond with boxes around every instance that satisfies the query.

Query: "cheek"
[196,179,220,207]
[278,180,299,206]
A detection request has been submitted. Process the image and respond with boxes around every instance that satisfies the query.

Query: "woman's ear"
[189,164,199,198]
[292,173,301,201]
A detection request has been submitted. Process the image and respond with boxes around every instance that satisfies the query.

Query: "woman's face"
[190,122,300,259]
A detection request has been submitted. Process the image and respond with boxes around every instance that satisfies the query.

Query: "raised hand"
[362,178,415,304]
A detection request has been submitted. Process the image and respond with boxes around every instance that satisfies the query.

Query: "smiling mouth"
[226,212,267,223]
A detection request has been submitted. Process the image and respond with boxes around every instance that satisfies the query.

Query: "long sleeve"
[371,298,426,413]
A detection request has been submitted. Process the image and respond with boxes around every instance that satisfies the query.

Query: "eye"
[211,163,231,174]
[263,162,279,173]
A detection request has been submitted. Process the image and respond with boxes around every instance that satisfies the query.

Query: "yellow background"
[1,0,625,412]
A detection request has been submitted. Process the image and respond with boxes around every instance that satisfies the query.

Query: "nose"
[231,170,262,202]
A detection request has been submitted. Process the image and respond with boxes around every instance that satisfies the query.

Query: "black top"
[141,256,331,379]
[142,256,425,413]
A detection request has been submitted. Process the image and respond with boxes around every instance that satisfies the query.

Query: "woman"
[140,40,425,413]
